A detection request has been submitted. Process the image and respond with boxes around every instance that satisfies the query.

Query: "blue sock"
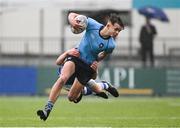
[83,87,93,95]
[45,100,54,111]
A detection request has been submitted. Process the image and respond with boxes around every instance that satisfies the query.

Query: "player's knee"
[67,95,74,102]
[59,75,68,85]
[67,93,76,102]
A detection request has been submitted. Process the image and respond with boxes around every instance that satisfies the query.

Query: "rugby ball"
[71,15,88,34]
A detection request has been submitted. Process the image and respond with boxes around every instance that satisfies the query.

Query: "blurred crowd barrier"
[0,37,179,56]
[0,37,180,67]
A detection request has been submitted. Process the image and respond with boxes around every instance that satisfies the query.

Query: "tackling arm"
[56,48,80,65]
[90,51,109,79]
[56,51,68,65]
[97,51,108,61]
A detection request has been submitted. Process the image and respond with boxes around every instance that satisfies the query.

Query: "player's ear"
[106,23,111,28]
[106,22,113,28]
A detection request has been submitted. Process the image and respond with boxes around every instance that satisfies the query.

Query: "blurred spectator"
[139,17,157,67]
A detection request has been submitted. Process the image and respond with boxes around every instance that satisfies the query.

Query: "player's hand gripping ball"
[71,15,88,34]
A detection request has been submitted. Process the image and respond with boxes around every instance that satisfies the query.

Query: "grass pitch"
[0,96,180,127]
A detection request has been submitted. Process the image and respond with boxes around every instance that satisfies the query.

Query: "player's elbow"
[68,12,78,17]
[56,59,61,65]
[67,93,77,102]
[67,95,74,102]
[68,12,78,22]
[56,59,62,65]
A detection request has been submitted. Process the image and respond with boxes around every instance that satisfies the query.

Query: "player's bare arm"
[56,48,80,65]
[97,51,108,61]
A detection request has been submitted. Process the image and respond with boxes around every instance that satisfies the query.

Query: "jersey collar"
[99,26,111,40]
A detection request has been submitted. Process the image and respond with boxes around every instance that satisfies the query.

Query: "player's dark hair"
[109,13,124,29]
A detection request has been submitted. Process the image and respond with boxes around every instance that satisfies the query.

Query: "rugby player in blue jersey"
[37,12,124,121]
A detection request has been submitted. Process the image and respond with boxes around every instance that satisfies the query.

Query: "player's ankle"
[45,100,54,111]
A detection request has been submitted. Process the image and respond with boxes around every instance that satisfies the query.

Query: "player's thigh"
[60,61,75,81]
[68,78,84,101]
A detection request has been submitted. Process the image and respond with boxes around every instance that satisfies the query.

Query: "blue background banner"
[133,0,180,9]
[0,66,36,95]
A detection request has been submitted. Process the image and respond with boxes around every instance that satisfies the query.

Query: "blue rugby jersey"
[77,17,116,65]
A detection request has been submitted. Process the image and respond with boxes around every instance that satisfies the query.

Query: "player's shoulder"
[87,17,103,30]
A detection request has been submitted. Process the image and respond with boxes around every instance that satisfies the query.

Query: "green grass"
[0,96,180,127]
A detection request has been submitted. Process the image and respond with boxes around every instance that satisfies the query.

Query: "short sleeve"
[86,18,103,30]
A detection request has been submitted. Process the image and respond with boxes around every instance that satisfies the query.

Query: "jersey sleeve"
[86,17,103,30]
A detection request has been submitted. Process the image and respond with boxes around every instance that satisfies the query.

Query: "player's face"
[108,22,122,38]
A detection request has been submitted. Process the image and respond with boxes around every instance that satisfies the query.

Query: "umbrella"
[138,6,169,22]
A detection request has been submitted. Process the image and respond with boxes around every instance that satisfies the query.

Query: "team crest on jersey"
[99,43,104,48]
